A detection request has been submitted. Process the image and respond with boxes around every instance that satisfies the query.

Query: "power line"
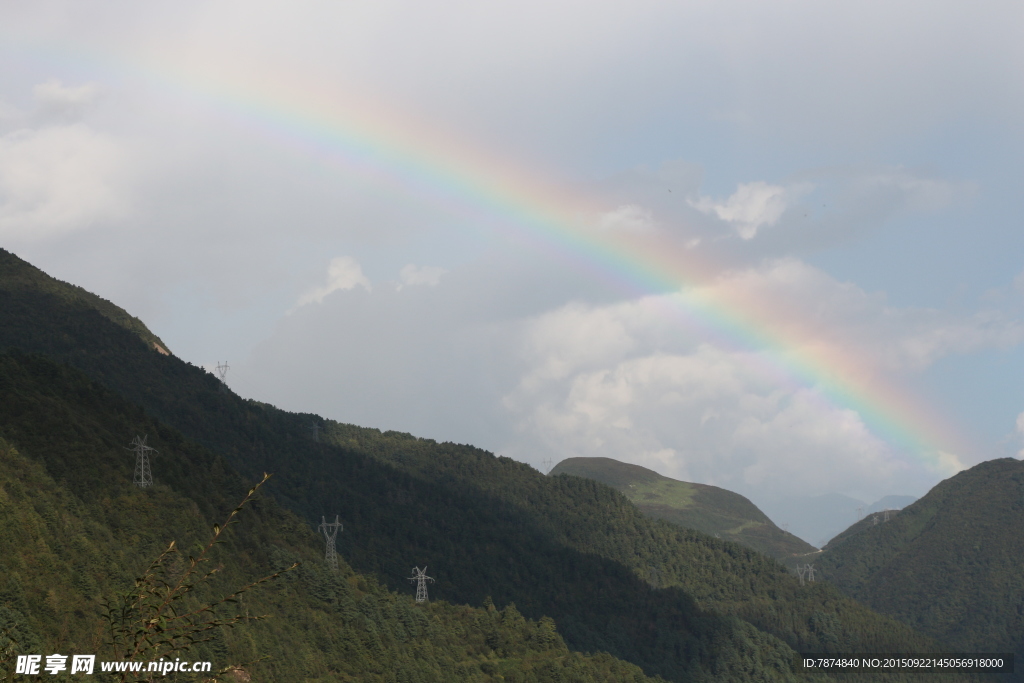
[318,515,343,571]
[126,435,156,488]
[408,566,435,603]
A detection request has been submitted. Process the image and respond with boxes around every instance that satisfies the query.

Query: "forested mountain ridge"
[0,350,662,682]
[0,249,170,355]
[549,457,818,564]
[817,457,1024,666]
[0,247,976,681]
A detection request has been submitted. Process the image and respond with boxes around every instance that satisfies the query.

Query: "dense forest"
[0,352,661,682]
[0,247,1000,681]
[817,458,1024,667]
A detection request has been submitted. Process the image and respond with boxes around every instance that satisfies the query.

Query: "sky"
[3,1,1024,521]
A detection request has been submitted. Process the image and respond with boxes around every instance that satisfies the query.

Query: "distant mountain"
[865,495,916,515]
[550,457,817,564]
[817,458,1024,665]
[756,493,865,548]
[756,493,914,548]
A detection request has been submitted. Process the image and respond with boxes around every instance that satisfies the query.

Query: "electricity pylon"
[796,564,807,586]
[806,563,816,583]
[318,515,343,571]
[540,458,553,474]
[127,435,156,488]
[215,361,229,392]
[310,422,320,443]
[408,566,435,602]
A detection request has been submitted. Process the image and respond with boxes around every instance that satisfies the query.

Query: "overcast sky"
[3,1,1024,516]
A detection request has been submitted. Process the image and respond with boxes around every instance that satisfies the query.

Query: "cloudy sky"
[3,1,1024,518]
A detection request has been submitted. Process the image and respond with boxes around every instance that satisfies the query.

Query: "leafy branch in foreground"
[102,473,298,680]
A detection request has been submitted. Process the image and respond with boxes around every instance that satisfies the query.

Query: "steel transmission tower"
[215,361,229,392]
[795,563,817,586]
[318,515,343,571]
[540,458,553,474]
[408,566,435,602]
[127,435,156,488]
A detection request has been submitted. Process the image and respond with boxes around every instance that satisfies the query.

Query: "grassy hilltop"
[550,457,818,566]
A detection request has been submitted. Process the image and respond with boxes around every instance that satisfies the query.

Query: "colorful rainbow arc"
[22,43,968,467]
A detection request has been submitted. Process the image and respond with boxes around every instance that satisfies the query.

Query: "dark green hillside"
[550,457,817,563]
[817,458,1024,661]
[0,250,170,355]
[0,248,972,681]
[0,351,661,682]
[322,427,951,670]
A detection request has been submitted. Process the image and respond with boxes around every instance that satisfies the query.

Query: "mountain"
[0,351,659,682]
[0,247,962,681]
[816,458,1024,666]
[549,457,817,565]
[0,251,170,356]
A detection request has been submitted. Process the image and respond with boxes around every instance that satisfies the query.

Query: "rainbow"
[15,40,969,470]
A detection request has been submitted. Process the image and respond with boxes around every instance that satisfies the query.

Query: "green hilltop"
[550,457,818,565]
[0,247,980,681]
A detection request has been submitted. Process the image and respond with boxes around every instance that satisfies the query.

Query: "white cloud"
[504,341,905,498]
[294,256,371,308]
[597,204,657,233]
[500,259,1019,499]
[0,124,130,240]
[931,450,966,478]
[686,258,1024,373]
[690,181,808,240]
[398,263,447,288]
[32,79,101,119]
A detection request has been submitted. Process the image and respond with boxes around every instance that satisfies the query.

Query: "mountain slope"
[0,249,170,355]
[817,458,1024,660]
[551,457,817,563]
[0,350,661,682]
[0,247,960,681]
